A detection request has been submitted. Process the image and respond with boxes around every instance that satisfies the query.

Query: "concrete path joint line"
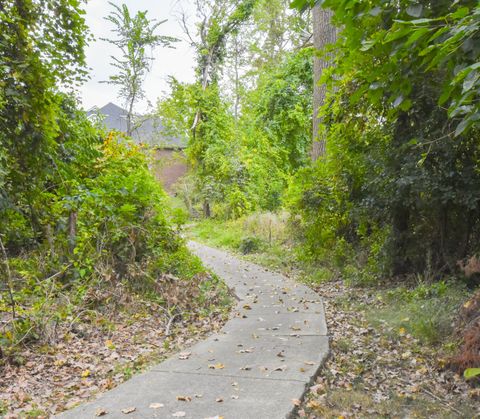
[151,369,307,383]
[57,242,329,419]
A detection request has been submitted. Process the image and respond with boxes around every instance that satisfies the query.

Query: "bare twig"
[398,377,463,416]
[422,387,463,416]
[165,313,181,337]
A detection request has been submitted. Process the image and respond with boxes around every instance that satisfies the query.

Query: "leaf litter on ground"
[297,280,480,418]
[0,296,228,417]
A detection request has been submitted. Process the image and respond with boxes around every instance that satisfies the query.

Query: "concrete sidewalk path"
[58,242,329,419]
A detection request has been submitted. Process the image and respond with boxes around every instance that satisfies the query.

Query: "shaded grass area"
[366,281,468,346]
[188,214,299,274]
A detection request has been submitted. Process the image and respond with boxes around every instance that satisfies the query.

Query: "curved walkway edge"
[58,242,329,419]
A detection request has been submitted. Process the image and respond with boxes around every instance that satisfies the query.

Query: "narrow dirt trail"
[58,242,328,419]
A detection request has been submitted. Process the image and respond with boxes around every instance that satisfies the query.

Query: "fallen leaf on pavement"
[121,407,136,414]
[149,403,164,409]
[208,363,225,369]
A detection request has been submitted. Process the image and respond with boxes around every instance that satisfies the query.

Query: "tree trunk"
[203,200,211,218]
[68,211,77,254]
[391,112,410,276]
[311,5,336,161]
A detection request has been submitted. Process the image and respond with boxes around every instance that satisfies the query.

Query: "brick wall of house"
[154,149,188,193]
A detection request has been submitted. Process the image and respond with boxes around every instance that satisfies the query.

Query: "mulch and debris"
[0,278,229,418]
[297,281,480,418]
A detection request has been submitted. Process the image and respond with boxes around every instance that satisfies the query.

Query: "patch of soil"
[0,301,227,418]
[297,281,480,418]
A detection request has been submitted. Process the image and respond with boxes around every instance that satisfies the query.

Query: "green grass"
[189,218,244,251]
[188,216,300,274]
[365,280,469,345]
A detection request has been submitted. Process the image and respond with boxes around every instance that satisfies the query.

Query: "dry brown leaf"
[306,400,322,409]
[176,395,192,402]
[121,407,136,414]
[178,352,192,360]
[95,408,108,417]
[208,363,225,369]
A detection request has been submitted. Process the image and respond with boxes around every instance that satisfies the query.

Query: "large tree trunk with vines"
[311,5,336,161]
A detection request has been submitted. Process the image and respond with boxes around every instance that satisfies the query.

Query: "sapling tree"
[179,0,257,217]
[102,2,178,135]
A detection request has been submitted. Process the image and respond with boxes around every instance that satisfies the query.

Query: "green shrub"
[0,104,228,352]
[239,236,262,254]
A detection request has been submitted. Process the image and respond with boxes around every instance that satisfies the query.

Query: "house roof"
[87,102,187,149]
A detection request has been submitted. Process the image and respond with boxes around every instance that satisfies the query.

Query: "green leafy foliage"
[288,0,480,279]
[0,1,227,354]
[158,47,312,218]
[0,0,89,251]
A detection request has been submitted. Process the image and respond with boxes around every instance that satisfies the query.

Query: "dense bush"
[0,101,226,350]
[0,2,230,354]
[288,1,480,281]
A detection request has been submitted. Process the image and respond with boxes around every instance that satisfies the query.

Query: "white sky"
[80,0,196,112]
